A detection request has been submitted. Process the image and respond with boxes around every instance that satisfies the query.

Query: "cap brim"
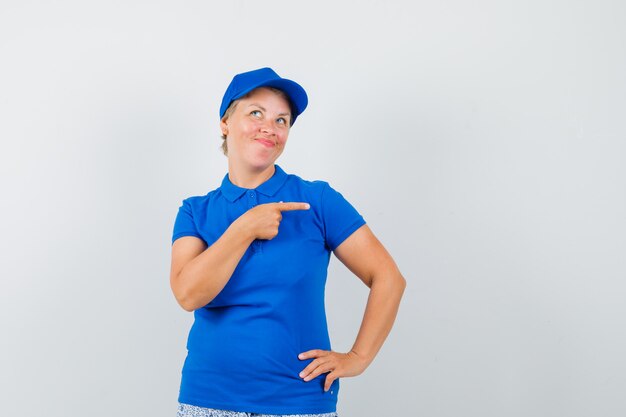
[232,78,308,124]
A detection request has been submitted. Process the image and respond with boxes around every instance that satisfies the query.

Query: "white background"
[1,1,625,416]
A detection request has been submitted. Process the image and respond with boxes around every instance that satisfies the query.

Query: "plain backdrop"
[1,1,625,416]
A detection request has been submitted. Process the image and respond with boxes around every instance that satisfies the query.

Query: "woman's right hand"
[236,201,310,240]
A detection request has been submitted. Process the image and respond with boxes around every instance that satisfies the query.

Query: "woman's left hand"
[298,349,370,392]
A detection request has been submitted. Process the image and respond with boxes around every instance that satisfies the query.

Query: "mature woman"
[170,67,406,417]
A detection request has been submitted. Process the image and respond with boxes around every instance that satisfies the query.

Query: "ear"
[220,118,229,136]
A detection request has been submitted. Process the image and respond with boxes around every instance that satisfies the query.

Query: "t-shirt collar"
[220,164,289,202]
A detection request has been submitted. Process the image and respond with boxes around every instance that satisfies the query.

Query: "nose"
[259,119,276,135]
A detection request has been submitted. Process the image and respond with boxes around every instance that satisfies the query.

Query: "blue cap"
[219,67,308,125]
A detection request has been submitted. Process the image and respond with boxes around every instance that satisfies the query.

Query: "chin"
[247,158,276,171]
[253,153,280,165]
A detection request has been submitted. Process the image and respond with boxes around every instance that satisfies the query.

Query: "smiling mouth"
[255,139,275,147]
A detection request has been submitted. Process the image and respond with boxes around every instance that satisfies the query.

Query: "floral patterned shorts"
[177,403,339,417]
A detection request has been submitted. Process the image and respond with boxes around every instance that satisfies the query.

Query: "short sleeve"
[172,199,203,245]
[321,182,367,251]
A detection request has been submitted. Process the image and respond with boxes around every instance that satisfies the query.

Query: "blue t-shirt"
[171,164,366,414]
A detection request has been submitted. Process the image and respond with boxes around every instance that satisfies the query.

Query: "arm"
[298,224,406,390]
[335,224,407,364]
[170,219,255,311]
[170,202,310,311]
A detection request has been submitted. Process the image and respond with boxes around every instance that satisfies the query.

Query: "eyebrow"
[247,103,291,117]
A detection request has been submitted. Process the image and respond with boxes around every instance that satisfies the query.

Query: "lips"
[255,138,275,147]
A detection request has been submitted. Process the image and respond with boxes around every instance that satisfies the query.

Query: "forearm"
[350,271,406,365]
[175,219,255,311]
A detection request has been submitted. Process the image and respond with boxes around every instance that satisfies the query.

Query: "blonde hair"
[220,87,293,156]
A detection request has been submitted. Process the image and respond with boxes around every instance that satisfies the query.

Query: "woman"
[170,67,406,417]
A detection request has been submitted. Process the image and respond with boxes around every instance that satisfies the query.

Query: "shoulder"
[283,170,331,193]
[178,188,221,211]
[273,171,332,218]
[281,170,358,209]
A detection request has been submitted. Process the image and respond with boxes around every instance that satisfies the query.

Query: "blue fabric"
[171,164,366,415]
[219,67,308,125]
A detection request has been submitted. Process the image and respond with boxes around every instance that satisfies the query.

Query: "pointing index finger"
[276,201,310,211]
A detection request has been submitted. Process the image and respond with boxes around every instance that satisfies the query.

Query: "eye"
[277,117,288,125]
[250,110,262,117]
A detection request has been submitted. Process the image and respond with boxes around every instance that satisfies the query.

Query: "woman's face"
[221,87,292,171]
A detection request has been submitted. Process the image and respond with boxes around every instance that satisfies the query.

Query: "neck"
[227,162,276,189]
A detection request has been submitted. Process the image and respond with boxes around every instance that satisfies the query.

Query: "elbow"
[173,289,195,312]
[173,286,215,312]
[177,297,197,312]
[171,270,202,312]
[175,291,210,312]
[398,273,407,290]
[171,282,200,312]
[392,273,407,295]
[370,270,406,293]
